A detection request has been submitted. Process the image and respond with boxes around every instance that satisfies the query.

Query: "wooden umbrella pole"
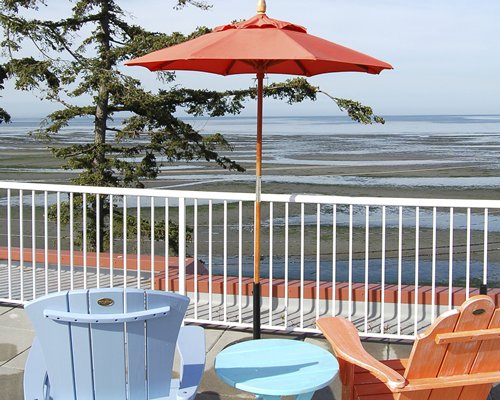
[253,70,264,339]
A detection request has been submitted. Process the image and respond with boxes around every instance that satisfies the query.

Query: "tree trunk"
[94,0,112,251]
[94,0,111,160]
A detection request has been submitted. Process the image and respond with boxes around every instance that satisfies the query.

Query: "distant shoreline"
[5,113,500,120]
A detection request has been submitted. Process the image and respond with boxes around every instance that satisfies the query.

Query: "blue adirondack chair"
[23,288,205,400]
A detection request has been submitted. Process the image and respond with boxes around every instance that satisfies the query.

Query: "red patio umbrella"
[126,0,392,339]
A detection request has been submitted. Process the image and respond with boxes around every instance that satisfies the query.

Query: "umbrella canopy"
[126,0,392,339]
[126,11,392,76]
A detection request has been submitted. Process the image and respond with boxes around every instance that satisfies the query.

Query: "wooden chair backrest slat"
[458,308,500,400]
[403,310,460,381]
[471,308,500,373]
[437,296,496,377]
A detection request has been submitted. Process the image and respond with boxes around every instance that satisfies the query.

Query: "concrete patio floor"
[1,303,499,400]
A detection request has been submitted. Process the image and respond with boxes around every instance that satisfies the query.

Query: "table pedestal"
[256,393,314,400]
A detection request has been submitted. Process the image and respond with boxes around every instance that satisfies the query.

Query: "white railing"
[1,180,499,340]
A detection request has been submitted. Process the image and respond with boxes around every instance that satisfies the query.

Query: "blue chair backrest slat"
[68,290,95,400]
[146,291,189,399]
[125,290,148,399]
[88,289,127,400]
[25,291,77,399]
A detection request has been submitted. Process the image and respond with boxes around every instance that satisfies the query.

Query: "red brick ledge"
[2,247,499,306]
[158,275,500,307]
[0,247,204,274]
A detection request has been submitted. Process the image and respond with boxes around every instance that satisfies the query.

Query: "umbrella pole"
[253,71,264,339]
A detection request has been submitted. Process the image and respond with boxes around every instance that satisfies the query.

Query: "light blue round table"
[215,338,338,400]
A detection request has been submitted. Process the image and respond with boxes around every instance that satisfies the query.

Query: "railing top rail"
[1,180,500,209]
[262,193,500,208]
[0,181,255,201]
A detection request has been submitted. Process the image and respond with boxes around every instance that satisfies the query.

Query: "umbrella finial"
[257,0,266,14]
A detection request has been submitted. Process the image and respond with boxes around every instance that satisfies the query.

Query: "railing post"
[178,197,186,295]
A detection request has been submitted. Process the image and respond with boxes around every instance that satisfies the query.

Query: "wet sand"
[0,143,499,201]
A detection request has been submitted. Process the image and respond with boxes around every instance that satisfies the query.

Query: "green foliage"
[333,98,385,125]
[264,77,319,104]
[0,64,10,123]
[0,0,253,190]
[317,89,385,124]
[0,108,9,123]
[174,0,211,10]
[0,65,6,89]
[47,194,188,255]
[0,0,241,250]
[6,58,59,92]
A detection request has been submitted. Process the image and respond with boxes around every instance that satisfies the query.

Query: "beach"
[1,115,500,200]
[0,149,497,199]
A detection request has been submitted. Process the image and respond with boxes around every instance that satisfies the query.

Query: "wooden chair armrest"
[401,371,500,392]
[317,317,407,390]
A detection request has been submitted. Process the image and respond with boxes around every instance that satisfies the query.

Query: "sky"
[1,0,500,117]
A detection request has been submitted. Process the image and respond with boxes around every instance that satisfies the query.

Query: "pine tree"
[0,0,383,251]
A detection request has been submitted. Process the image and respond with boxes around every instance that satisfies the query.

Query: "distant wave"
[463,115,500,121]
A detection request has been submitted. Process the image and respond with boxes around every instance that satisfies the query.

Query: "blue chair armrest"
[24,337,50,400]
[176,325,206,400]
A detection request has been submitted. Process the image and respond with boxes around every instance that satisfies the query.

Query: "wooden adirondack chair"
[23,288,205,400]
[317,295,500,400]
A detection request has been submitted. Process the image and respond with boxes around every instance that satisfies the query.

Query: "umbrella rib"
[247,60,274,70]
[245,59,289,70]
[294,60,309,76]
[355,64,370,72]
[155,60,175,70]
[224,60,237,75]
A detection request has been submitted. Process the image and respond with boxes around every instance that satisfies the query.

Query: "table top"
[215,338,338,397]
